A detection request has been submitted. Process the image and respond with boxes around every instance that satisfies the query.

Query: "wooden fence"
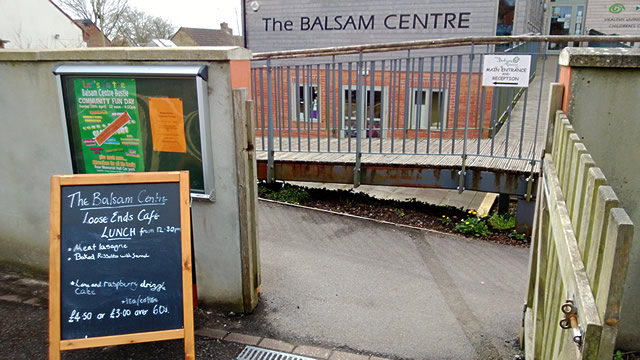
[523,105,634,359]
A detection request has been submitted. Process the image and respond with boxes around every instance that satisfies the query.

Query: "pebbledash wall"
[244,0,544,140]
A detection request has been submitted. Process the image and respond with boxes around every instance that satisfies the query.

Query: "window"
[410,89,447,130]
[293,84,319,122]
[342,88,385,138]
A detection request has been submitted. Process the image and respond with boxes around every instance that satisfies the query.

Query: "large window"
[410,89,448,130]
[342,88,385,138]
[294,84,319,122]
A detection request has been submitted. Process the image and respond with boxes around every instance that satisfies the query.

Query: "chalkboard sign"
[49,172,194,359]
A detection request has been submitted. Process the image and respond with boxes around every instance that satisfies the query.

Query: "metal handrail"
[253,35,640,60]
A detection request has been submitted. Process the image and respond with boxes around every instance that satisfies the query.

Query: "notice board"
[48,172,194,359]
[54,65,215,200]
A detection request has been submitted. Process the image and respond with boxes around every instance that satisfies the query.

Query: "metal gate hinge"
[559,299,583,347]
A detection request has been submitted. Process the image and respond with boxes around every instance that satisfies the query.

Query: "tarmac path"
[250,201,530,359]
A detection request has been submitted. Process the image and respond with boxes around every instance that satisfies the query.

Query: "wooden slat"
[577,168,607,261]
[49,176,62,360]
[572,154,596,240]
[586,186,619,292]
[60,329,185,350]
[566,145,588,222]
[179,171,195,360]
[596,208,634,360]
[561,134,580,193]
[531,210,548,359]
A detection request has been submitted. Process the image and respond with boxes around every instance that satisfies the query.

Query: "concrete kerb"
[194,326,391,360]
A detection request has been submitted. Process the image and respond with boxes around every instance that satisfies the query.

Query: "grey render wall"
[0,47,254,311]
[522,0,545,34]
[245,0,500,52]
[561,48,640,351]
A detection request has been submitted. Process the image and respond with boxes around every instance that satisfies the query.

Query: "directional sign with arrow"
[482,54,532,88]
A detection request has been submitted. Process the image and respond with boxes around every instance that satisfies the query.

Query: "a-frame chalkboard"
[49,172,194,359]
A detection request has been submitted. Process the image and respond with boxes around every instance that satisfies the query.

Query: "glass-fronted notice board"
[54,65,215,200]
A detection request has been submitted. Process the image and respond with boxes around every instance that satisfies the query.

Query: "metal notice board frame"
[54,65,215,201]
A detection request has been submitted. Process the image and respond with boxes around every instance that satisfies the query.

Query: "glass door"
[548,6,573,51]
[547,3,586,52]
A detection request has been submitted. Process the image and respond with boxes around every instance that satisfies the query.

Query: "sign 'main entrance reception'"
[48,172,194,359]
[482,54,532,87]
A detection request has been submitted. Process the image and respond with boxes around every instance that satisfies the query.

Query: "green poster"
[73,78,144,173]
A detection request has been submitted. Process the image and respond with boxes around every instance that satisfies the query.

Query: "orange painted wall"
[230,60,252,99]
[558,66,572,114]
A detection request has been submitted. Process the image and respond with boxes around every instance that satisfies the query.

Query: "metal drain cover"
[236,345,315,360]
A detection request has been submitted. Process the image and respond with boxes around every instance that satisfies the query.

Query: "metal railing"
[250,35,640,184]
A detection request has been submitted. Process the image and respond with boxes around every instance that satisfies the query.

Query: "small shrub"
[455,215,491,237]
[258,183,310,204]
[269,186,310,204]
[395,208,405,217]
[488,213,516,231]
[441,215,452,226]
[508,230,528,242]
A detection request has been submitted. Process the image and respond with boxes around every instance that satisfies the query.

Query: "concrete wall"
[0,0,85,49]
[560,47,640,351]
[0,47,255,311]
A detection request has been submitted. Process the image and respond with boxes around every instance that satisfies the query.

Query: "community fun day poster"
[73,78,145,173]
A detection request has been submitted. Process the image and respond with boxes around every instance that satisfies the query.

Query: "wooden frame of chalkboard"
[48,171,194,360]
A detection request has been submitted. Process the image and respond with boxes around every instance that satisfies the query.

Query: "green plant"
[441,215,452,226]
[508,230,528,242]
[257,184,273,198]
[455,216,491,237]
[258,183,310,204]
[488,213,516,231]
[395,208,405,217]
[614,350,623,360]
[269,186,310,204]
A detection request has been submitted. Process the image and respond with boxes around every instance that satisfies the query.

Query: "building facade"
[0,0,85,49]
[245,0,543,140]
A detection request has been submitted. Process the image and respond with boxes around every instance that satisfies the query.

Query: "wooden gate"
[523,107,634,359]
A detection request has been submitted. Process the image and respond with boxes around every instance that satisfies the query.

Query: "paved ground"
[0,201,530,359]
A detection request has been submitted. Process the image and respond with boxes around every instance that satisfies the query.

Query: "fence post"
[544,83,565,154]
[266,58,275,182]
[354,53,363,187]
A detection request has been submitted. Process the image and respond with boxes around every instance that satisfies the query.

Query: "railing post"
[354,53,363,188]
[266,58,275,183]
[458,155,467,194]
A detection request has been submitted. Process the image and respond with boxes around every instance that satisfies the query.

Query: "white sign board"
[482,55,532,87]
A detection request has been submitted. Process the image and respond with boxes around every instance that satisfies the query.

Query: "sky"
[127,0,243,35]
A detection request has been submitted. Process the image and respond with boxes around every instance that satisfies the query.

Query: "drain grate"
[236,345,315,360]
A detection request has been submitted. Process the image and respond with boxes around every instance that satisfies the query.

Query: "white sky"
[127,0,243,35]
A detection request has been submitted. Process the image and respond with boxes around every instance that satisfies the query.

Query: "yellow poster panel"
[149,97,187,153]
